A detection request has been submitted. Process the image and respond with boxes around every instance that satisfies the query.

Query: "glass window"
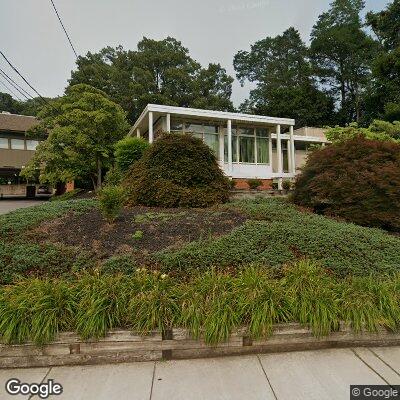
[224,135,238,162]
[10,139,25,150]
[257,139,269,164]
[239,136,255,163]
[204,133,219,157]
[203,124,218,134]
[170,120,183,132]
[185,123,203,133]
[0,137,8,149]
[26,140,39,150]
[256,128,268,137]
[238,127,254,136]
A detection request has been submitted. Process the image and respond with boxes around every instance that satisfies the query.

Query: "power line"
[0,78,23,101]
[0,68,33,100]
[49,0,79,58]
[0,51,60,115]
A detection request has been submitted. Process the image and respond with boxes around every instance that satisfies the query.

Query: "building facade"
[130,105,328,189]
[0,112,40,195]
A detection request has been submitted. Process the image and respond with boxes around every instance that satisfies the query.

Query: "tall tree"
[0,92,19,113]
[69,37,234,122]
[21,84,129,190]
[310,0,378,124]
[366,0,400,122]
[234,28,334,127]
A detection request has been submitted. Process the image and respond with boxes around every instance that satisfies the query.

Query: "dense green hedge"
[156,198,400,277]
[124,133,230,207]
[292,138,400,231]
[1,261,400,345]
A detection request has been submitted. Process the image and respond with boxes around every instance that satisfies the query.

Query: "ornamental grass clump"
[283,259,340,337]
[0,279,74,345]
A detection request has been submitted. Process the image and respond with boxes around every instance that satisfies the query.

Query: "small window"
[0,138,8,149]
[26,140,39,150]
[10,139,25,150]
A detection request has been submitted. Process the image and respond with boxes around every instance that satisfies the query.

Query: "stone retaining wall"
[2,323,400,369]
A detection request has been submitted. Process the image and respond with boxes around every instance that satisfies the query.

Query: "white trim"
[130,104,295,134]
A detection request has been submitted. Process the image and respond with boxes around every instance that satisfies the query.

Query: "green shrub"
[247,179,262,190]
[50,189,83,202]
[98,185,126,222]
[104,166,124,186]
[293,137,400,231]
[124,133,230,208]
[114,137,150,172]
[157,198,400,277]
[282,180,292,191]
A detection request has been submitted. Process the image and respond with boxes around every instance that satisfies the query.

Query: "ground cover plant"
[2,260,400,346]
[1,197,400,283]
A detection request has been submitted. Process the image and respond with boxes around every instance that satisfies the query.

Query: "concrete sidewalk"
[1,347,400,399]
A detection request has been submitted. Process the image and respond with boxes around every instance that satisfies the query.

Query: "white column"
[166,113,171,133]
[287,139,291,174]
[227,119,233,174]
[276,124,283,190]
[289,125,295,175]
[148,111,153,143]
[268,130,273,167]
[136,128,140,138]
[218,126,224,165]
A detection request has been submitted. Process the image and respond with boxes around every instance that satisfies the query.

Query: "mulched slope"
[33,206,247,260]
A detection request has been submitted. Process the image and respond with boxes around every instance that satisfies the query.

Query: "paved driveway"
[1,347,400,399]
[0,200,47,215]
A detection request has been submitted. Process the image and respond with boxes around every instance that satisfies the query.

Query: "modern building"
[129,104,328,189]
[0,112,41,195]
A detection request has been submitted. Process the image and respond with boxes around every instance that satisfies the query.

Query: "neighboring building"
[0,112,40,195]
[129,104,328,189]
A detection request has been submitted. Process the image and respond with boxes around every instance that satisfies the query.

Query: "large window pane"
[26,140,39,150]
[171,119,183,132]
[0,138,8,149]
[257,138,269,164]
[239,136,255,163]
[10,139,25,150]
[256,128,268,137]
[238,127,254,136]
[204,133,219,157]
[185,123,203,133]
[203,124,218,134]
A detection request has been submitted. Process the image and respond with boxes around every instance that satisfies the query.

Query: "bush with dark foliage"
[292,137,400,231]
[124,133,230,207]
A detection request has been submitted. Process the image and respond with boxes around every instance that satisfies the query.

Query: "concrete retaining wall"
[2,323,400,369]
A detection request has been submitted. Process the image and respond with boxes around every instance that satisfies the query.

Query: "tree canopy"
[21,84,129,190]
[69,37,234,123]
[234,28,334,127]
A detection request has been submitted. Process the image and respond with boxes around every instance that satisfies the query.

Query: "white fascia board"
[130,104,295,134]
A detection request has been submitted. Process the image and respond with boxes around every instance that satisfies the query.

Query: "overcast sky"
[0,0,388,107]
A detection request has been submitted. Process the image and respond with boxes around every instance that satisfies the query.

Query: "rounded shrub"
[98,185,126,222]
[292,137,400,231]
[124,133,230,208]
[114,137,150,172]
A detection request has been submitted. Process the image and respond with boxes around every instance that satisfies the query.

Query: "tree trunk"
[96,157,102,191]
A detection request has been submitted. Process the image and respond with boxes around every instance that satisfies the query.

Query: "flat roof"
[130,104,295,135]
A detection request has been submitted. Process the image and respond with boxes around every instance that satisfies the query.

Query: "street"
[0,200,47,215]
[1,347,400,399]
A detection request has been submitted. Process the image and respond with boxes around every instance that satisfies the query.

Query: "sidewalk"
[1,347,400,399]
